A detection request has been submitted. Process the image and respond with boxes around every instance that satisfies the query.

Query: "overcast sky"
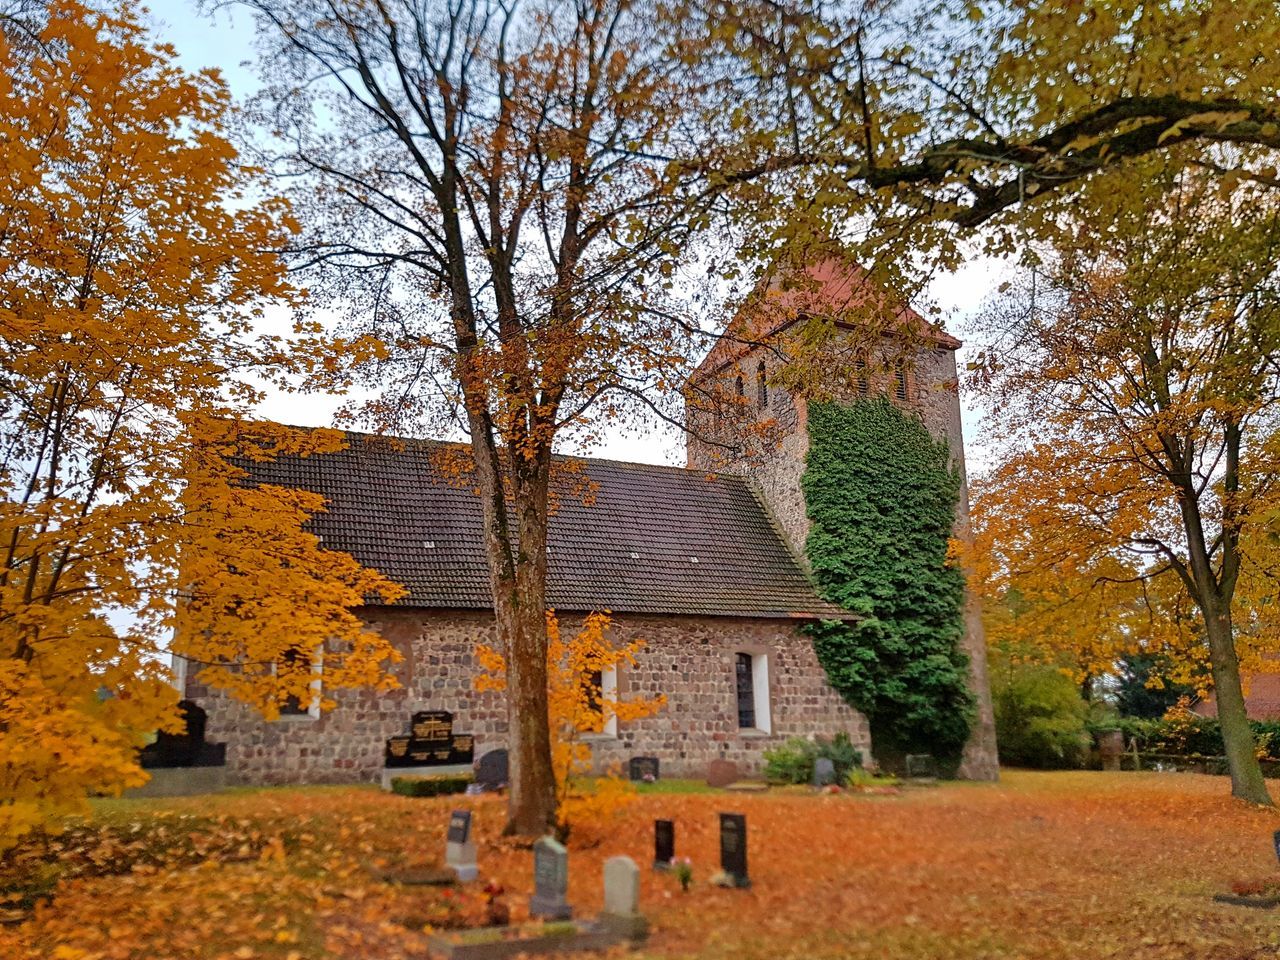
[151,0,1006,471]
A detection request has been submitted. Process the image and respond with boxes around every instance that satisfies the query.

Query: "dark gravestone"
[1273,829,1280,864]
[812,757,836,786]
[475,749,510,791]
[447,809,472,844]
[446,809,477,882]
[719,812,749,888]
[629,756,660,782]
[384,711,475,768]
[654,819,675,870]
[529,836,572,919]
[706,758,739,788]
[905,754,938,781]
[140,701,226,769]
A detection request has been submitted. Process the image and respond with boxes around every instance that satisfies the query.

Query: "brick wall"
[185,608,868,785]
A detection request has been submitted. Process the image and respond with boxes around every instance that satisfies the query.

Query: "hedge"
[389,773,474,797]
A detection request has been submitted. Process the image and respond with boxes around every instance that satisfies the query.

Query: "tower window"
[756,361,768,409]
[855,357,868,396]
[734,374,744,398]
[894,364,909,402]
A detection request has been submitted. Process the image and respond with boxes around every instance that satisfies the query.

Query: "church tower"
[686,261,999,779]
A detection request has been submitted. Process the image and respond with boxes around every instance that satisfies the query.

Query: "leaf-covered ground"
[3,771,1278,960]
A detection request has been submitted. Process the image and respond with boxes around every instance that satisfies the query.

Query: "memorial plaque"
[529,836,572,919]
[450,734,475,765]
[654,819,675,869]
[412,710,454,742]
[447,809,472,845]
[629,756,660,782]
[719,812,749,888]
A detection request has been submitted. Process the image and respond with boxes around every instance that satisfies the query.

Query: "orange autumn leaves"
[475,612,665,832]
[5,774,1280,960]
[0,1,402,850]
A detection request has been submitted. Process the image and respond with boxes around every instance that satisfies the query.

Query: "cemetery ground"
[3,771,1280,960]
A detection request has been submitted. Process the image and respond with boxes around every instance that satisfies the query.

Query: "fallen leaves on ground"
[2,772,1279,959]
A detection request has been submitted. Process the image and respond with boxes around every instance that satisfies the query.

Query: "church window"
[734,651,772,732]
[756,360,768,409]
[277,647,320,719]
[855,357,869,396]
[580,666,618,736]
[734,374,744,398]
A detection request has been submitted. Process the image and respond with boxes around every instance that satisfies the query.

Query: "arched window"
[734,374,744,398]
[756,360,768,409]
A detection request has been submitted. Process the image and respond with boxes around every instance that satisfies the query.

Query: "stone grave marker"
[529,835,572,920]
[599,855,648,942]
[812,757,836,787]
[706,758,739,788]
[905,753,938,781]
[629,756,660,782]
[445,809,477,882]
[653,819,674,870]
[1273,829,1280,864]
[475,749,509,791]
[718,812,749,888]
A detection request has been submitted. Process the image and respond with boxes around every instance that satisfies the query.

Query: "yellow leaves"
[1157,110,1252,146]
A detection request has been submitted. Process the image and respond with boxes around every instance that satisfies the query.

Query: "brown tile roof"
[241,432,851,621]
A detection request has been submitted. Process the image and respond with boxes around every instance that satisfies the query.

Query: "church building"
[182,262,998,784]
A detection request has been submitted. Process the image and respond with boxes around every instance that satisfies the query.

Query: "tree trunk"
[1201,601,1271,805]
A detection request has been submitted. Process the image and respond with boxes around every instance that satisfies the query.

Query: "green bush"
[763,733,863,784]
[389,773,474,797]
[994,665,1090,769]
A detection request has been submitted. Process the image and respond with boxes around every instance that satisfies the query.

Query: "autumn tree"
[0,0,403,850]
[233,0,746,834]
[968,159,1280,804]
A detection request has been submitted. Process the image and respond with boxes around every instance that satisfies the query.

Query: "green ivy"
[801,398,973,767]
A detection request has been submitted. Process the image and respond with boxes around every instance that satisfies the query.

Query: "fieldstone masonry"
[185,609,868,785]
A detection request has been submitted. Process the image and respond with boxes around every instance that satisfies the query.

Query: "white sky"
[152,0,1004,472]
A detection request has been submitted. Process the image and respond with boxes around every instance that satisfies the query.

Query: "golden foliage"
[475,611,665,833]
[0,1,403,850]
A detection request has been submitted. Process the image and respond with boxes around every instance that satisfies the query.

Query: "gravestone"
[445,809,477,882]
[602,856,640,916]
[475,749,509,791]
[1098,730,1125,772]
[599,855,648,942]
[653,819,675,870]
[629,756,660,782]
[1273,829,1280,864]
[529,836,572,920]
[718,812,749,888]
[905,754,938,781]
[384,709,475,769]
[812,757,836,786]
[706,758,739,788]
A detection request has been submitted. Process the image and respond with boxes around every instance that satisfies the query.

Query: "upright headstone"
[653,819,674,870]
[602,856,640,916]
[475,749,509,792]
[706,758,739,788]
[599,855,647,942]
[905,754,938,781]
[812,757,836,786]
[529,836,572,920]
[445,809,477,882]
[718,812,749,888]
[629,756,660,782]
[1273,829,1280,864]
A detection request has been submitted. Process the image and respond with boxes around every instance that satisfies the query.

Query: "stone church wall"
[184,608,868,785]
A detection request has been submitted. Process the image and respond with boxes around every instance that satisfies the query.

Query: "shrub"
[763,737,817,784]
[763,733,863,784]
[389,773,474,797]
[994,665,1090,769]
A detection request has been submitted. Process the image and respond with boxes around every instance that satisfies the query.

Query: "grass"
[4,771,1280,959]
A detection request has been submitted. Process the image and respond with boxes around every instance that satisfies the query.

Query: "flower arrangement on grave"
[671,856,693,892]
[482,881,510,927]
